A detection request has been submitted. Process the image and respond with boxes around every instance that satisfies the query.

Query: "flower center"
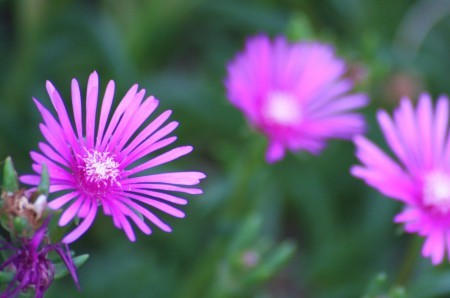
[423,171,450,213]
[262,91,302,126]
[81,150,119,186]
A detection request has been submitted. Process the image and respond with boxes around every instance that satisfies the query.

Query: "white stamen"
[82,150,120,184]
[262,91,301,125]
[423,171,450,213]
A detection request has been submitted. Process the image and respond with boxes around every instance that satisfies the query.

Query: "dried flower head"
[0,219,79,298]
[1,189,47,235]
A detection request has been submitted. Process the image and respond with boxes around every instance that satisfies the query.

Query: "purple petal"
[86,71,99,148]
[71,79,84,141]
[128,146,193,175]
[96,80,115,148]
[48,192,79,210]
[126,193,185,218]
[100,84,139,151]
[63,202,97,243]
[125,172,206,185]
[119,110,172,158]
[59,198,84,226]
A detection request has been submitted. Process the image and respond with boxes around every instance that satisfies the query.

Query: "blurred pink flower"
[352,93,450,264]
[225,34,368,162]
[21,71,205,243]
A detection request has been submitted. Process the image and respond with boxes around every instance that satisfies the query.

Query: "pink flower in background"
[352,93,450,264]
[21,71,205,243]
[225,34,368,162]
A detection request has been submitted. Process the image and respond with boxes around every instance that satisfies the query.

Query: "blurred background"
[0,0,450,297]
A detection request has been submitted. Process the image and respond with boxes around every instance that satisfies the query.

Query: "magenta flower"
[225,34,368,162]
[352,93,450,264]
[21,71,205,243]
[0,219,79,298]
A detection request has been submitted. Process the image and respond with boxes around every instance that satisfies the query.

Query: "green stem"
[176,135,266,298]
[222,136,266,220]
[395,236,422,286]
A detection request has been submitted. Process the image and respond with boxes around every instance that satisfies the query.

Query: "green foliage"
[363,273,406,298]
[0,270,14,283]
[37,164,49,196]
[54,254,89,280]
[2,157,19,192]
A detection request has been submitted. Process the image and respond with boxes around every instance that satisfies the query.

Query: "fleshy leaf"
[364,272,388,297]
[244,240,296,284]
[389,287,406,298]
[13,217,29,236]
[0,270,14,283]
[2,157,19,192]
[48,214,68,243]
[37,164,50,195]
[54,254,89,279]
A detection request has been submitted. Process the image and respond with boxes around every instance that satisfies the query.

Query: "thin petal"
[45,81,78,149]
[59,198,84,226]
[108,90,146,151]
[129,189,188,205]
[125,172,206,185]
[128,146,193,175]
[63,202,97,243]
[126,193,185,218]
[122,121,178,166]
[86,71,99,148]
[120,110,172,158]
[117,198,172,232]
[127,183,203,194]
[422,229,445,265]
[115,96,159,152]
[71,79,83,140]
[266,141,284,163]
[114,199,151,235]
[48,192,79,210]
[100,84,138,151]
[96,80,115,148]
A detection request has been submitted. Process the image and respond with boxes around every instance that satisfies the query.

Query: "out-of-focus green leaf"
[286,12,315,41]
[0,270,14,283]
[2,157,19,192]
[37,164,49,195]
[244,240,296,285]
[13,216,29,236]
[389,287,406,298]
[54,254,89,280]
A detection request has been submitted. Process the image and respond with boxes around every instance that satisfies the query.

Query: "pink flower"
[225,34,368,162]
[352,93,450,264]
[21,71,205,243]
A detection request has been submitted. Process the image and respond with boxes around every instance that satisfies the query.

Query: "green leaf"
[37,164,49,195]
[2,157,19,192]
[389,287,406,298]
[285,12,315,42]
[0,270,14,283]
[244,241,296,284]
[48,214,68,243]
[54,254,89,279]
[363,272,388,298]
[227,214,261,255]
[13,216,28,235]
